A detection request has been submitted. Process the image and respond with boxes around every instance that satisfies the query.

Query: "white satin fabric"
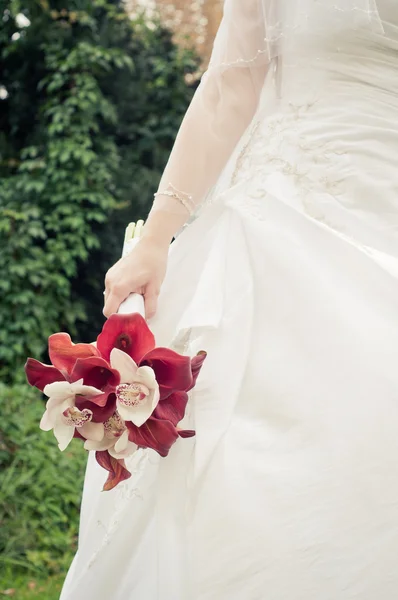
[61,5,398,599]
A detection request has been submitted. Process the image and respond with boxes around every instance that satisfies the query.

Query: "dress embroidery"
[226,99,349,230]
[87,449,152,570]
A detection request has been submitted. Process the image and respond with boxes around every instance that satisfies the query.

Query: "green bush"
[0,383,87,575]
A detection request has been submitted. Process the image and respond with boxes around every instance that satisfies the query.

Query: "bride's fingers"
[144,287,159,320]
[103,290,124,318]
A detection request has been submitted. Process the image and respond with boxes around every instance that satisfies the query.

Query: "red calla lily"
[126,417,180,457]
[140,348,193,399]
[187,351,207,392]
[49,333,99,375]
[76,392,117,424]
[97,313,155,363]
[25,358,65,391]
[153,391,189,427]
[95,451,131,491]
[70,356,120,407]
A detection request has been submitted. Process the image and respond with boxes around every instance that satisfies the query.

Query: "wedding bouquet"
[25,222,206,491]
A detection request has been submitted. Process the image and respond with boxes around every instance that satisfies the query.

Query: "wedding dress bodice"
[275,5,398,97]
[217,3,398,266]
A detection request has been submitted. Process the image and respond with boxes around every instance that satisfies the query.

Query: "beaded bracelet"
[154,183,196,216]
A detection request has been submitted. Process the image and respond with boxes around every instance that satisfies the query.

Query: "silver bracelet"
[154,183,195,216]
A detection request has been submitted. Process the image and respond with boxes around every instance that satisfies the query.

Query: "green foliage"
[0,572,63,599]
[0,0,198,380]
[0,383,87,575]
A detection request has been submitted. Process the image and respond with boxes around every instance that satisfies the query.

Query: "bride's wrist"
[139,229,172,252]
[142,209,186,248]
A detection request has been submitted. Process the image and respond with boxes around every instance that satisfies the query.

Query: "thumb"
[103,290,125,318]
[144,286,159,320]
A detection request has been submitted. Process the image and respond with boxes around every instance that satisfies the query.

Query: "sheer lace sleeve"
[147,0,270,238]
[145,0,384,242]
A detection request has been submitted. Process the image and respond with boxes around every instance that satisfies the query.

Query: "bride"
[60,1,398,598]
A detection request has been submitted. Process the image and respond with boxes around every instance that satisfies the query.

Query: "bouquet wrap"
[118,221,145,317]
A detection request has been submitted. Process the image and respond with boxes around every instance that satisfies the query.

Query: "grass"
[0,573,64,600]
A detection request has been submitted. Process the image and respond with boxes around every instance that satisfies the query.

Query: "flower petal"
[41,397,73,430]
[116,401,141,425]
[153,391,189,427]
[49,332,100,375]
[187,351,207,392]
[45,394,71,412]
[117,385,159,428]
[108,442,137,460]
[140,348,193,397]
[54,421,75,451]
[114,429,129,454]
[151,386,160,413]
[97,313,155,363]
[95,451,132,491]
[127,417,179,457]
[71,382,104,399]
[80,421,105,442]
[110,348,138,384]
[43,381,74,401]
[25,358,64,392]
[40,410,54,432]
[135,366,157,388]
[177,429,196,438]
[84,437,114,451]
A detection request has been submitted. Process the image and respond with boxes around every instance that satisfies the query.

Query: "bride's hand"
[103,236,169,319]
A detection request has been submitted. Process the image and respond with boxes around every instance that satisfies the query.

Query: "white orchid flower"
[41,379,105,451]
[110,348,160,427]
[84,411,137,460]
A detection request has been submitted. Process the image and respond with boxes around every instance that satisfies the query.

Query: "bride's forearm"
[141,66,266,247]
[141,207,187,248]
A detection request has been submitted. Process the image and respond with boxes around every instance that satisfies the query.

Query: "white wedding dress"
[61,1,398,598]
